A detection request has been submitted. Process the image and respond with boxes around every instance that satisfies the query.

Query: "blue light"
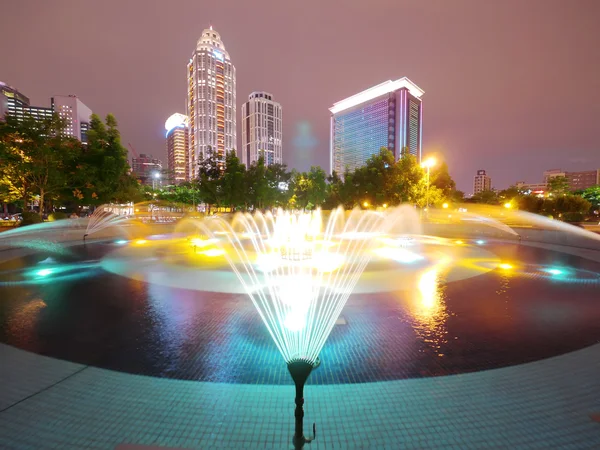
[543,268,564,276]
[475,240,486,245]
[115,240,128,245]
[36,269,54,277]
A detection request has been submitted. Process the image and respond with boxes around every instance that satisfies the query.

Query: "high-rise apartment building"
[1,82,92,142]
[329,77,424,174]
[473,169,492,194]
[165,113,189,184]
[51,95,92,142]
[187,26,236,178]
[132,154,163,186]
[241,91,282,166]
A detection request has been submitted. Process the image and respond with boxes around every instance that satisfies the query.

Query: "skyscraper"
[187,26,236,178]
[51,95,92,142]
[241,91,283,166]
[473,169,492,194]
[329,77,424,174]
[165,113,189,184]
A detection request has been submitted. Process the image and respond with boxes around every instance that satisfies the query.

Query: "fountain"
[84,206,130,241]
[201,207,395,448]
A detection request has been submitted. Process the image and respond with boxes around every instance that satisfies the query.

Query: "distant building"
[543,169,566,184]
[1,82,53,122]
[516,181,548,194]
[132,154,163,187]
[329,77,424,174]
[541,168,599,191]
[165,113,189,184]
[187,26,236,179]
[1,82,92,142]
[473,169,492,194]
[241,91,283,166]
[565,169,599,191]
[51,95,92,142]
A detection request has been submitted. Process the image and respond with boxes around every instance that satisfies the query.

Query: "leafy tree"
[469,189,499,205]
[547,176,570,195]
[580,185,600,211]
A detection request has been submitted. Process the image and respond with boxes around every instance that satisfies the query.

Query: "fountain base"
[287,359,316,449]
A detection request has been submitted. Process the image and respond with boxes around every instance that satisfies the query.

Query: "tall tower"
[187,27,236,179]
[165,113,190,184]
[329,77,424,174]
[241,91,283,166]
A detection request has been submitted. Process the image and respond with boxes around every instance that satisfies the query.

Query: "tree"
[60,113,138,210]
[547,176,570,195]
[581,185,600,211]
[197,148,223,212]
[0,113,81,216]
[469,189,499,205]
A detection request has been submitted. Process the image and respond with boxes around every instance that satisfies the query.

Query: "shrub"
[19,211,43,227]
[48,211,68,222]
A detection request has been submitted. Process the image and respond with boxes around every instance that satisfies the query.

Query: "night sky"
[3,0,599,192]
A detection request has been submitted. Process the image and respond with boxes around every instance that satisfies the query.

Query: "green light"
[36,269,54,277]
[543,268,563,276]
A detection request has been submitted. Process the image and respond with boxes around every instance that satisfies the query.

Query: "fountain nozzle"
[287,359,317,449]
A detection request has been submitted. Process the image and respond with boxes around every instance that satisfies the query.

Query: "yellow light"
[455,240,464,245]
[201,248,225,257]
[442,203,449,209]
[134,239,147,245]
[421,157,437,169]
[504,202,512,209]
[499,263,513,270]
[363,201,369,208]
[382,203,388,208]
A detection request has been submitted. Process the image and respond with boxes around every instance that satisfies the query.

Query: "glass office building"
[329,77,424,174]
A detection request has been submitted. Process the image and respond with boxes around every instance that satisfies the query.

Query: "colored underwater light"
[499,263,513,270]
[201,248,225,257]
[115,240,128,245]
[455,240,464,245]
[475,240,486,245]
[36,269,54,277]
[543,268,564,276]
[134,239,147,245]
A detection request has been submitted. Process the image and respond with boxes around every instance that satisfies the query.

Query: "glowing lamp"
[421,157,436,169]
[115,240,128,245]
[504,202,512,209]
[134,239,147,245]
[442,203,449,209]
[475,240,486,245]
[499,263,513,270]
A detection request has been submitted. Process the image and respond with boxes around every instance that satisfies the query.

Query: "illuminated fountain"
[84,206,130,241]
[201,207,393,448]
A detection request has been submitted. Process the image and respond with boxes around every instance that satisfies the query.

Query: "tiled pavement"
[1,236,600,449]
[0,341,599,449]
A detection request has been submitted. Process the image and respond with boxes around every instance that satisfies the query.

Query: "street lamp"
[421,157,436,209]
[152,171,161,190]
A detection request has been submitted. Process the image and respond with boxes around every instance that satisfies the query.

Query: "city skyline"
[2,0,599,192]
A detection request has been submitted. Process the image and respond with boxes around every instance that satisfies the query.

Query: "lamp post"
[152,171,161,190]
[421,157,436,210]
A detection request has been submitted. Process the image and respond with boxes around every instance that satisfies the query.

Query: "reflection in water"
[407,257,452,356]
[6,299,47,348]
